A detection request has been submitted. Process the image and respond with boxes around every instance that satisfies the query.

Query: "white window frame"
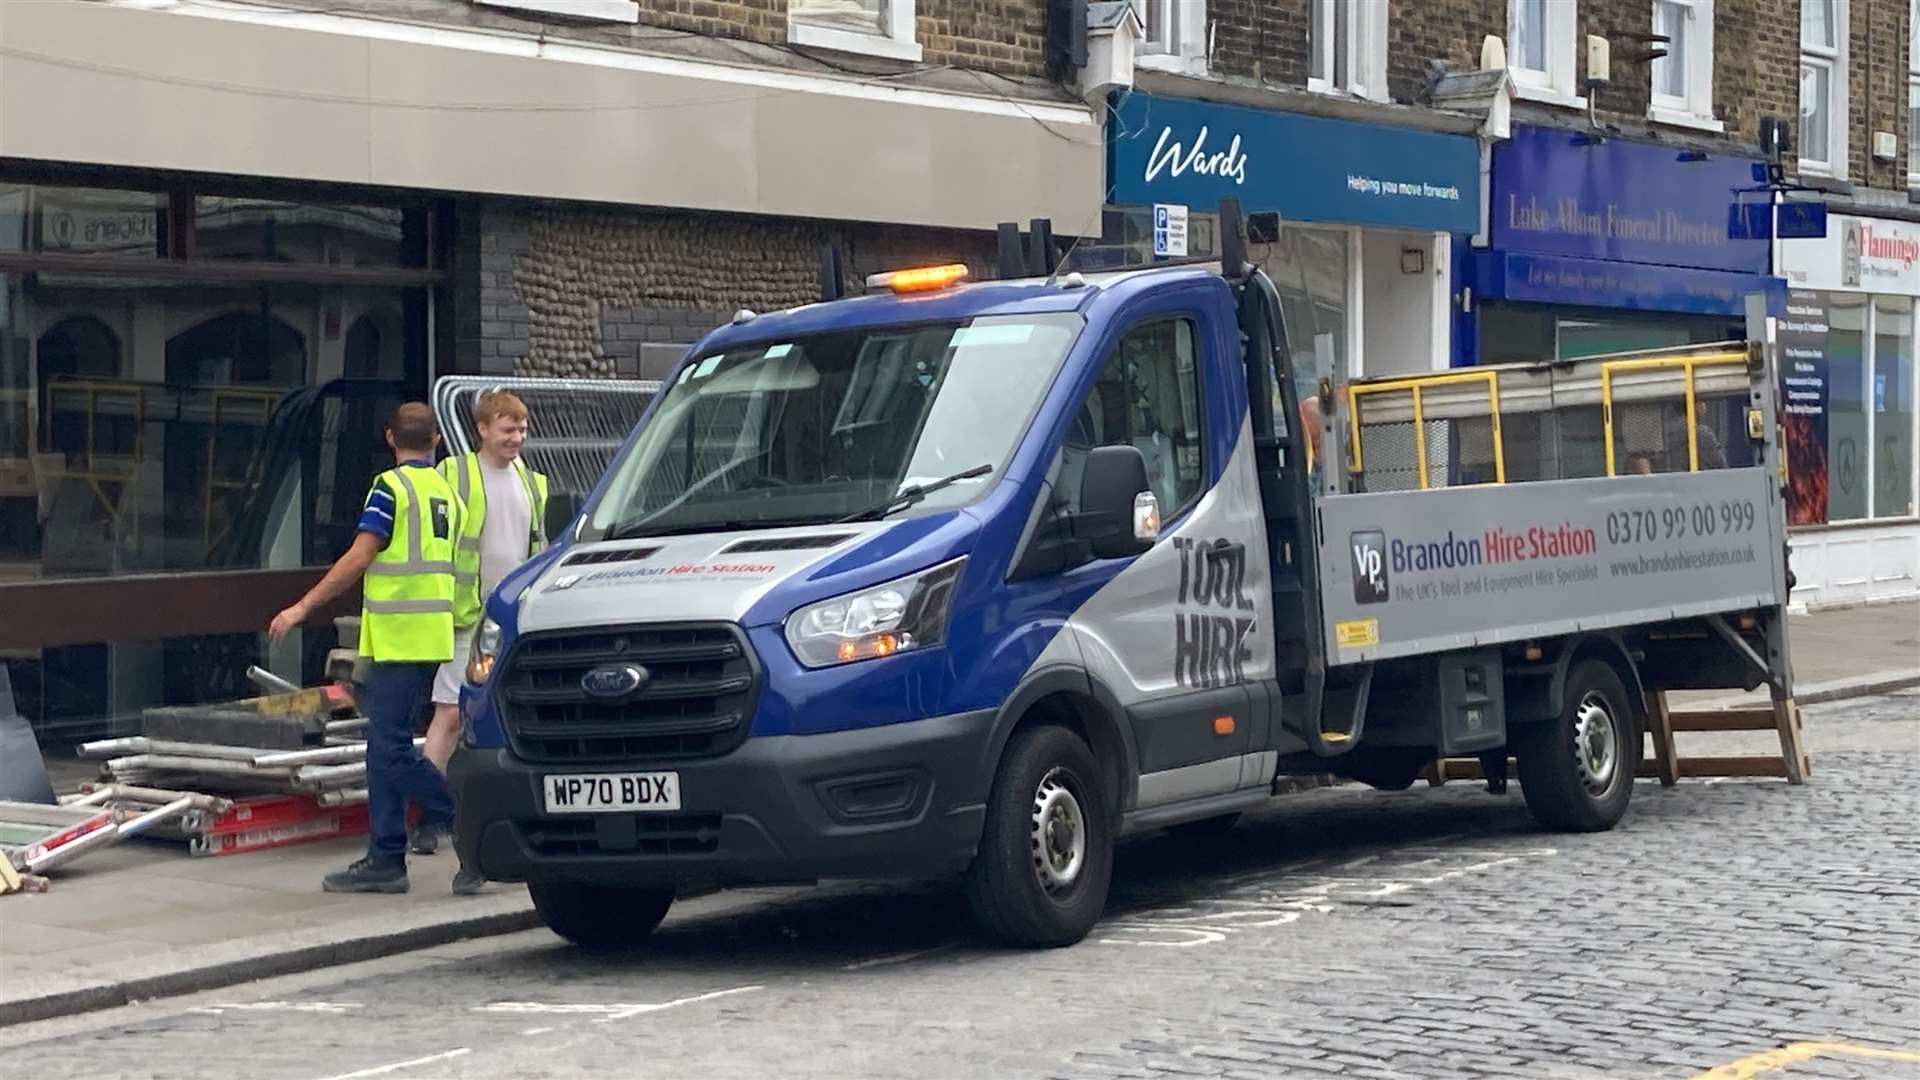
[1908,0,1920,187]
[788,0,923,63]
[1507,0,1584,108]
[1799,0,1849,176]
[1649,0,1724,132]
[1133,0,1209,76]
[1308,0,1391,103]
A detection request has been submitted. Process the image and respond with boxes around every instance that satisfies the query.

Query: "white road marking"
[1099,847,1558,947]
[474,985,764,1023]
[843,943,957,971]
[315,1047,471,1080]
[521,1027,555,1036]
[189,1002,364,1015]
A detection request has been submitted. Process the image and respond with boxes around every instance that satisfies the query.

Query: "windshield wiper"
[836,464,993,524]
[608,518,811,541]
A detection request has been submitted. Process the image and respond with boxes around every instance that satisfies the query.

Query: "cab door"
[1037,288,1276,809]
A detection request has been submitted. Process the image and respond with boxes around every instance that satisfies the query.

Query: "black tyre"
[1514,659,1642,831]
[528,881,675,948]
[965,724,1113,947]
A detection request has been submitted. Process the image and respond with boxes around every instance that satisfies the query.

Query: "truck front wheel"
[965,724,1113,947]
[529,881,675,948]
[1514,659,1642,832]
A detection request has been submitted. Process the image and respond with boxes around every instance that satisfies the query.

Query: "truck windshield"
[588,312,1084,539]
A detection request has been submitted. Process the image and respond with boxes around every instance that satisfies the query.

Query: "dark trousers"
[360,661,455,861]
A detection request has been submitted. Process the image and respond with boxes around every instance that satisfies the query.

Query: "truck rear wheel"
[1514,659,1642,832]
[965,724,1113,947]
[529,881,674,948]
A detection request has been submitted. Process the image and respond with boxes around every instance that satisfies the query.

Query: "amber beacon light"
[866,263,970,293]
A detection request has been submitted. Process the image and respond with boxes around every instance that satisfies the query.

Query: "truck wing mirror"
[1077,445,1156,559]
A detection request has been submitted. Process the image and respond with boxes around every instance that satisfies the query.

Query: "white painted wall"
[1360,229,1449,377]
[1788,524,1920,607]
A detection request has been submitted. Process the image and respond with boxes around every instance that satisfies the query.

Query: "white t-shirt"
[478,460,534,601]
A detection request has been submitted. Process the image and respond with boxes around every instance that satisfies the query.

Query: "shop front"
[1460,123,1781,366]
[0,0,1105,744]
[1776,213,1920,605]
[1104,91,1483,384]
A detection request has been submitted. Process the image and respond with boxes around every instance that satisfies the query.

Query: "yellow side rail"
[1599,350,1748,476]
[1347,369,1506,489]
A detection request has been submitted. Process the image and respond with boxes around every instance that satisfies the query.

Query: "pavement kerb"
[0,884,774,1030]
[1681,669,1920,712]
[3,672,1912,1030]
[0,899,541,1029]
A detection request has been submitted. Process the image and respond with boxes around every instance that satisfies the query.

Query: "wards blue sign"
[1106,93,1482,234]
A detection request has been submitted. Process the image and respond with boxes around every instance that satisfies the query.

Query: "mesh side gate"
[1343,345,1756,490]
[1348,371,1501,491]
[432,376,663,498]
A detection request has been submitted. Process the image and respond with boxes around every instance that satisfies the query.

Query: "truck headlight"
[785,558,964,668]
[466,618,503,685]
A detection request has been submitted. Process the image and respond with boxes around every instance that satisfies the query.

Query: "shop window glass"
[0,272,423,579]
[1262,226,1350,387]
[1057,319,1204,516]
[192,196,430,268]
[1826,295,1868,521]
[0,184,169,259]
[1873,295,1915,518]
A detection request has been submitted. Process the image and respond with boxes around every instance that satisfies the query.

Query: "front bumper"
[450,708,996,887]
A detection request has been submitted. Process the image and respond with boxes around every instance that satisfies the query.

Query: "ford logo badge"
[581,663,647,699]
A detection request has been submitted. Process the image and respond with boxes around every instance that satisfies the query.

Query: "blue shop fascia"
[1456,122,1786,366]
[1103,86,1483,382]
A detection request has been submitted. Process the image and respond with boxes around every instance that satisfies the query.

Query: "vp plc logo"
[1350,529,1388,605]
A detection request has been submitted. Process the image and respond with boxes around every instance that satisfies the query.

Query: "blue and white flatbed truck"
[451,202,1796,948]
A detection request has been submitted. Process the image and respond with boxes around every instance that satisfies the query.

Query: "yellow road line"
[1690,1041,1920,1079]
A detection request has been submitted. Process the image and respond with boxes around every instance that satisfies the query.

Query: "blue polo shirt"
[356,459,435,548]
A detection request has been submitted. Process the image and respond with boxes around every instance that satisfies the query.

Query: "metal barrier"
[1344,343,1760,492]
[431,376,663,498]
[1347,369,1506,490]
[1599,349,1751,476]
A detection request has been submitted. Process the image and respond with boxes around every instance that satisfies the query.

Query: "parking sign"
[1152,203,1188,257]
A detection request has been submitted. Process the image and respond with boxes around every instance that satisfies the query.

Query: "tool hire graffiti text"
[1173,537,1257,689]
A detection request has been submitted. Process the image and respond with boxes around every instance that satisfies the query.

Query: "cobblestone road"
[6,692,1917,1080]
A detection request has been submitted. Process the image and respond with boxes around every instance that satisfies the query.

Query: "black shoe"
[322,856,409,894]
[410,822,441,856]
[451,864,486,896]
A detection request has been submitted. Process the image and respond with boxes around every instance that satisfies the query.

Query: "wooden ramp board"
[1424,693,1809,787]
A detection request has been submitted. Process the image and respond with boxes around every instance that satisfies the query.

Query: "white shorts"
[432,625,476,706]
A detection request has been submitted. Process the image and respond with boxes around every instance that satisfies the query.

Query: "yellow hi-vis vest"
[440,453,550,629]
[359,464,462,663]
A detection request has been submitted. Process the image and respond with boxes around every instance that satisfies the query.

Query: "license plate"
[542,772,680,814]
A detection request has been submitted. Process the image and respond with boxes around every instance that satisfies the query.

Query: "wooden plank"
[1775,698,1811,785]
[1676,756,1790,778]
[1646,693,1680,786]
[1666,707,1779,732]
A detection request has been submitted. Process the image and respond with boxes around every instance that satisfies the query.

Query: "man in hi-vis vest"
[414,390,548,866]
[269,403,461,894]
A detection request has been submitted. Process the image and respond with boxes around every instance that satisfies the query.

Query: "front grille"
[519,814,721,857]
[496,623,758,763]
